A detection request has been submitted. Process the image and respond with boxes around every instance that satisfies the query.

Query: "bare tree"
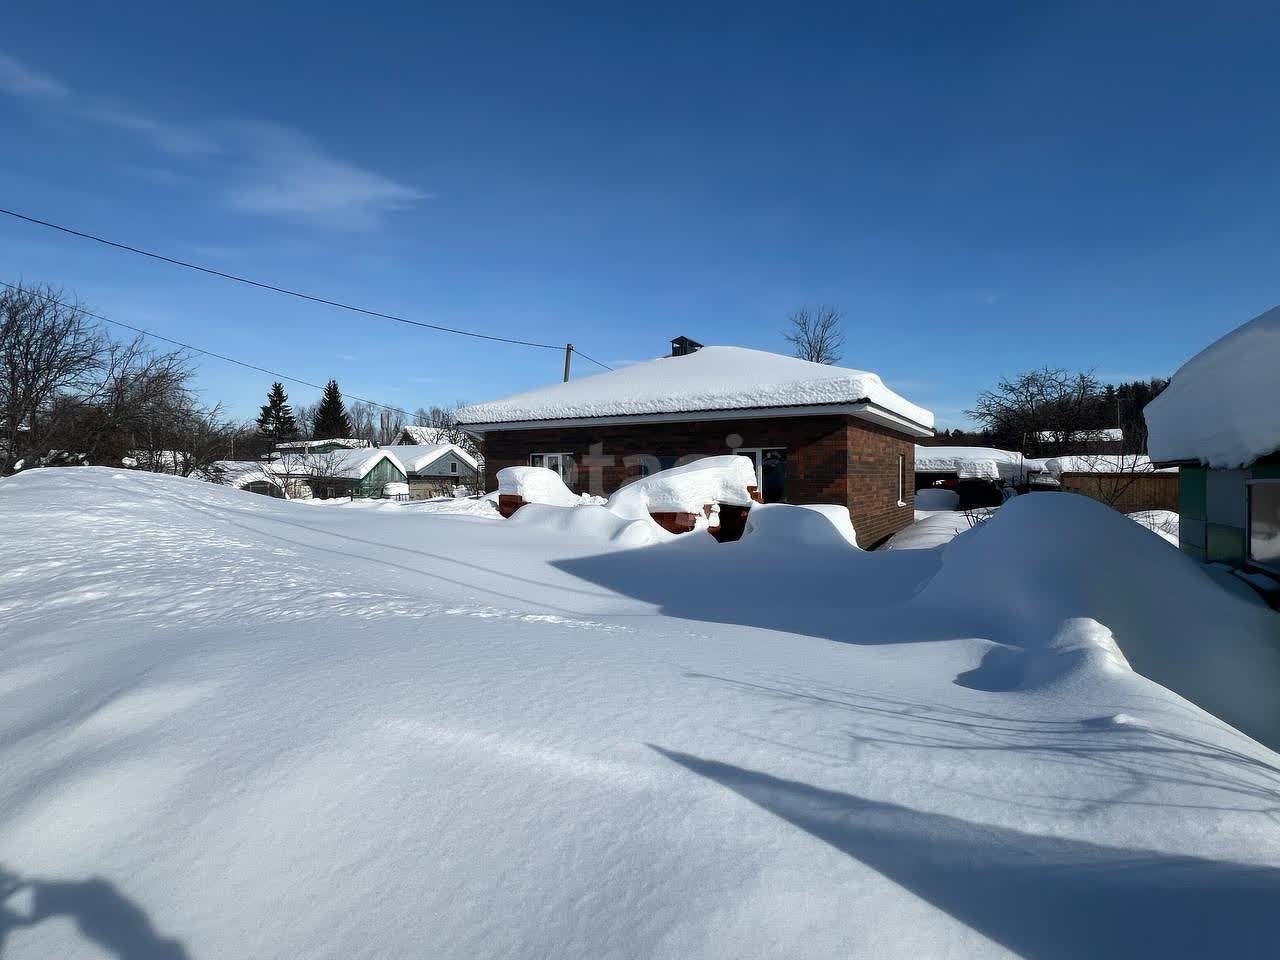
[0,283,103,470]
[784,306,843,364]
[968,368,1103,454]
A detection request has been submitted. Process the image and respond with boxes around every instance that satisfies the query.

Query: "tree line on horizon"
[0,282,477,477]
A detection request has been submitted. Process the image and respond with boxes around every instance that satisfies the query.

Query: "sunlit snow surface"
[1,469,1278,960]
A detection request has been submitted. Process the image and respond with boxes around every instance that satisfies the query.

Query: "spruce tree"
[312,379,353,440]
[256,382,300,448]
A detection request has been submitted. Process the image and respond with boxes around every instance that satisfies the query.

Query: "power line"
[1,205,614,371]
[0,279,418,421]
[0,206,569,351]
[567,346,612,372]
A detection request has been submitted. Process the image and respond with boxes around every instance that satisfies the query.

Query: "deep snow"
[1,470,1279,960]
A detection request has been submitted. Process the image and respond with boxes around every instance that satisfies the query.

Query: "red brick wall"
[845,419,915,545]
[480,414,916,545]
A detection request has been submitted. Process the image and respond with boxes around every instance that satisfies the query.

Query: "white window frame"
[449,459,458,475]
[733,446,786,494]
[529,452,573,482]
[897,453,906,506]
[1246,478,1280,574]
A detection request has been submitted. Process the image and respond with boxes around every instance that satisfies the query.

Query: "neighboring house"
[272,448,408,500]
[395,425,450,445]
[390,443,480,499]
[914,445,1038,506]
[1146,304,1280,575]
[456,341,934,545]
[1031,428,1124,455]
[274,438,372,455]
[195,460,286,498]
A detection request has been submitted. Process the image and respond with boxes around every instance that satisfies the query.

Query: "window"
[1248,480,1280,571]
[449,460,458,475]
[529,452,573,483]
[733,447,786,503]
[898,454,906,505]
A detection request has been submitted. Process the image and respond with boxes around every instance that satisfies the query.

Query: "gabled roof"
[1146,304,1280,468]
[456,346,933,434]
[391,443,479,473]
[274,448,405,479]
[274,438,371,451]
[397,425,450,445]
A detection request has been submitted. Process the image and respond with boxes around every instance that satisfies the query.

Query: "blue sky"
[2,2,1278,429]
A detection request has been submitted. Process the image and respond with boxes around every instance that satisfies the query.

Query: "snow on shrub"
[606,455,758,520]
[496,465,585,508]
[740,503,859,549]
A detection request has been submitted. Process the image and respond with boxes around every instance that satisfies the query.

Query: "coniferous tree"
[312,379,353,440]
[255,382,300,448]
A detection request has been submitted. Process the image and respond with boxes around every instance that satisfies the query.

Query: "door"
[735,447,786,503]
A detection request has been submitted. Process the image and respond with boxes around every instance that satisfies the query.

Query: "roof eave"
[458,400,934,439]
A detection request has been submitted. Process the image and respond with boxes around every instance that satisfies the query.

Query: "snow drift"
[2,469,1279,960]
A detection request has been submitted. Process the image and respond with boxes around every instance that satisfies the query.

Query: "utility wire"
[0,205,613,370]
[1,206,571,351]
[0,280,418,421]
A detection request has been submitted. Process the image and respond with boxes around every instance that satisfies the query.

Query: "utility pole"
[563,343,573,382]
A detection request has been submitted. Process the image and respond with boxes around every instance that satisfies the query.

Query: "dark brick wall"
[479,413,916,545]
[845,419,915,545]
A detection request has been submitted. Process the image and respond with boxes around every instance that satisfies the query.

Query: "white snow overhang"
[458,400,934,439]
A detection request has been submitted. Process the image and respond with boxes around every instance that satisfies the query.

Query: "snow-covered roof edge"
[1145,305,1280,468]
[456,346,933,434]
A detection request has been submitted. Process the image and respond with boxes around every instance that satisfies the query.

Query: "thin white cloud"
[0,51,426,229]
[224,123,427,229]
[0,53,68,99]
[88,104,219,157]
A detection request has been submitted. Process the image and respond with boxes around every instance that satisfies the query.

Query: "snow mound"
[607,456,758,519]
[925,493,1280,745]
[1129,510,1179,545]
[497,465,584,507]
[883,511,977,550]
[914,488,959,512]
[1145,304,1280,466]
[457,346,933,430]
[506,503,665,547]
[959,618,1133,693]
[740,503,860,549]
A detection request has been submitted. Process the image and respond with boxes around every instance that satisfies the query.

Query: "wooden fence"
[1057,472,1179,513]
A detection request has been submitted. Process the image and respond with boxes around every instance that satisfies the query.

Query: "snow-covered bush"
[496,466,584,508]
[606,455,757,520]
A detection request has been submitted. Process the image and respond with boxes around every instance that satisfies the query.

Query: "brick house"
[456,342,934,545]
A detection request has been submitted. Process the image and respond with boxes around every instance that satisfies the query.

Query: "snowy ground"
[2,470,1279,959]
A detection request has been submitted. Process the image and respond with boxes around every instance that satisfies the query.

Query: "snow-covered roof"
[456,346,933,433]
[1145,304,1280,467]
[397,425,450,445]
[274,438,372,451]
[1033,428,1123,442]
[914,446,1037,481]
[275,449,405,479]
[194,460,284,489]
[1036,454,1173,476]
[390,443,479,473]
